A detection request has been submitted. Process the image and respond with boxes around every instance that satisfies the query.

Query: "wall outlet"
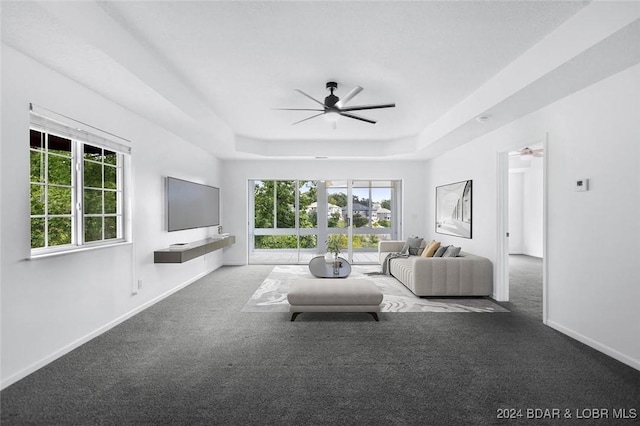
[576,178,589,192]
[138,279,143,289]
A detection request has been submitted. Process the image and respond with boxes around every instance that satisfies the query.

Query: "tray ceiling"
[4,1,637,159]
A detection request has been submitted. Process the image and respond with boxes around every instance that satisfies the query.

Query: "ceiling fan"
[276,81,395,125]
[510,147,544,158]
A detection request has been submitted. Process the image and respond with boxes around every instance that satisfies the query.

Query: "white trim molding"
[0,268,215,390]
[495,133,548,327]
[547,320,640,371]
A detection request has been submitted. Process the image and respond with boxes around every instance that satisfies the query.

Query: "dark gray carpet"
[2,256,639,425]
[509,255,544,320]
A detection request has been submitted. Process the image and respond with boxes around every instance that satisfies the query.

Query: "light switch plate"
[576,178,589,192]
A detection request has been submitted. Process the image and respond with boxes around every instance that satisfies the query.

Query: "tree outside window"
[29,127,125,253]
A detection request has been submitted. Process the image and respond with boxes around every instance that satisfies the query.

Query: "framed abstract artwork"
[436,180,472,239]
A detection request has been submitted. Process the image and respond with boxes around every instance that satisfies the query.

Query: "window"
[249,179,401,264]
[249,180,318,263]
[82,144,122,242]
[29,110,130,255]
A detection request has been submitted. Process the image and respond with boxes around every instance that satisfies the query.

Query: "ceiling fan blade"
[340,103,396,112]
[294,89,326,108]
[339,111,377,124]
[335,86,363,109]
[510,147,544,157]
[273,108,324,111]
[291,112,325,125]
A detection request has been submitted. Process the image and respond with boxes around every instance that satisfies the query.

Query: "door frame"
[495,133,548,324]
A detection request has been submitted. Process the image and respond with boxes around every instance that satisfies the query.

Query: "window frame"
[29,112,131,257]
[80,143,125,246]
[248,179,401,265]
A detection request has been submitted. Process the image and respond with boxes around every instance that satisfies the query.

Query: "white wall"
[221,160,427,265]
[509,157,543,257]
[522,159,543,257]
[0,46,225,388]
[423,139,499,260]
[508,172,525,254]
[425,64,640,370]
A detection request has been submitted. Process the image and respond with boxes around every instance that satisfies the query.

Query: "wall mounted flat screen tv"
[167,177,220,232]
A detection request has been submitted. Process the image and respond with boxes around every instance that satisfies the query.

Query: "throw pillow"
[417,240,433,256]
[433,245,448,257]
[442,246,461,257]
[416,239,428,256]
[421,240,441,257]
[406,237,424,256]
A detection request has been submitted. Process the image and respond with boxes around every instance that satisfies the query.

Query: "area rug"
[242,265,509,313]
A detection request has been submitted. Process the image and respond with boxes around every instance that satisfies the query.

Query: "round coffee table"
[308,255,351,278]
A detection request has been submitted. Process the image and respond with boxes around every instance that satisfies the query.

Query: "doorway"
[496,137,548,323]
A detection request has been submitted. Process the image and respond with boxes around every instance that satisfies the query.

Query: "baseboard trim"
[547,320,640,371]
[1,268,216,390]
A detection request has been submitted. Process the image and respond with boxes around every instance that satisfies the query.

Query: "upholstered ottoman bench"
[287,278,383,321]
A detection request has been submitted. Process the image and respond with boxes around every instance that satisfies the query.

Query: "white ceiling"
[2,1,639,160]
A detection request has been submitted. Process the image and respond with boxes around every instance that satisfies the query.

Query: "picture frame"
[435,180,472,239]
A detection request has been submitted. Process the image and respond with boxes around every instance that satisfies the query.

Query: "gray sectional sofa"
[378,240,493,297]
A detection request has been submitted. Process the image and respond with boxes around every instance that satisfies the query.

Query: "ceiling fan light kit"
[509,147,544,158]
[324,111,341,122]
[277,81,395,125]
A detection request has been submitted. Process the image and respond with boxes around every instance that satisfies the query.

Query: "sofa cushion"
[388,256,414,289]
[442,246,461,257]
[402,237,424,256]
[421,240,441,257]
[416,239,428,256]
[421,239,434,253]
[433,245,448,257]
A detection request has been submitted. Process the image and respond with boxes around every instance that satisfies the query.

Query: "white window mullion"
[74,141,84,246]
[317,180,328,253]
[44,133,50,248]
[117,154,124,239]
[295,180,300,262]
[368,183,373,227]
[273,182,277,229]
[248,181,256,253]
[101,153,105,241]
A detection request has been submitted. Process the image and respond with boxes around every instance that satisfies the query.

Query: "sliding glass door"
[349,180,398,263]
[324,180,399,263]
[249,179,401,264]
[249,180,317,263]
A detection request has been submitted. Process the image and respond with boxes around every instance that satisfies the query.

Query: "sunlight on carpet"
[242,265,509,313]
